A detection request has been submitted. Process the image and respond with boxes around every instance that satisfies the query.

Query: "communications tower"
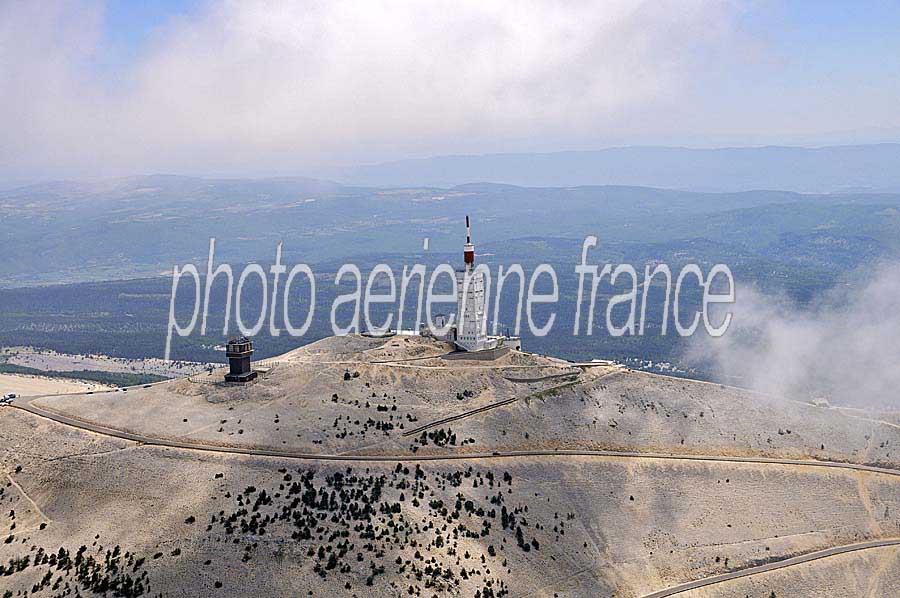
[454,216,491,351]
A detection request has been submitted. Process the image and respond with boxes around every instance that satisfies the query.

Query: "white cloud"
[1,0,744,179]
[687,262,900,409]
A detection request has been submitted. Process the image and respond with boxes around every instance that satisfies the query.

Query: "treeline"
[0,363,167,387]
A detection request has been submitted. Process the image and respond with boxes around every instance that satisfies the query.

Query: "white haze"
[687,262,900,409]
[0,0,748,180]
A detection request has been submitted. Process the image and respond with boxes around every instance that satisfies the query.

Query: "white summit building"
[429,216,520,354]
[454,215,493,351]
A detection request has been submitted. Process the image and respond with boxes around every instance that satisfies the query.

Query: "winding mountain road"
[641,538,900,598]
[11,400,900,477]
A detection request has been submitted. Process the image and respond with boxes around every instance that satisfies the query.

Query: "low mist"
[687,261,900,409]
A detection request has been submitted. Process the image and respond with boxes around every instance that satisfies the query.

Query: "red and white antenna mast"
[463,215,475,266]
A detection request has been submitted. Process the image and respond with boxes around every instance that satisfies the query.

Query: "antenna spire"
[463,215,475,265]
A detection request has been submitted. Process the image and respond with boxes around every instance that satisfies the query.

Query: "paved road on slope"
[401,371,581,437]
[402,396,521,437]
[641,538,900,598]
[402,369,617,437]
[10,401,900,480]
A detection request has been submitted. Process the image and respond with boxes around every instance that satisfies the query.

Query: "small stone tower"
[225,337,257,383]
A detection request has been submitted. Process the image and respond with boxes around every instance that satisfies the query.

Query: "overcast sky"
[2,0,900,182]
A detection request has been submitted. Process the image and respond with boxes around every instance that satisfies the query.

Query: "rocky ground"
[1,334,899,597]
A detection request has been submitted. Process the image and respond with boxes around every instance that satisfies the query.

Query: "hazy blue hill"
[0,232,853,366]
[333,144,900,192]
[2,176,899,287]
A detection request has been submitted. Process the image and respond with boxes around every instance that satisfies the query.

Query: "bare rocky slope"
[1,335,899,597]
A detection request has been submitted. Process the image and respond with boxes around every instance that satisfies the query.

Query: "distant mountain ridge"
[332,143,900,192]
[3,175,900,287]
